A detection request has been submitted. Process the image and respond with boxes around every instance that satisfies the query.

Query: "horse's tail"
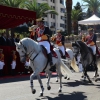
[60,60,73,77]
[71,57,79,72]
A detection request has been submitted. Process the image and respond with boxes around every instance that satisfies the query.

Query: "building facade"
[37,0,65,32]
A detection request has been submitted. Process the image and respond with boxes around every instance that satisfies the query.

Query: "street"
[0,72,100,100]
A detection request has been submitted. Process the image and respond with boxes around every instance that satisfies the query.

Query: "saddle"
[41,45,58,58]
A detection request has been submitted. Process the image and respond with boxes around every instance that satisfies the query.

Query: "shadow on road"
[36,92,87,100]
[0,75,57,84]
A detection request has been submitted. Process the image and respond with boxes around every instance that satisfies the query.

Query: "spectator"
[6,34,12,46]
[11,34,16,46]
[0,49,5,77]
[11,50,17,76]
[15,34,20,43]
[0,32,7,46]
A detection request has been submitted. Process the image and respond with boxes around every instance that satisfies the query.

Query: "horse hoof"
[47,86,51,90]
[81,76,84,78]
[97,74,99,77]
[56,80,58,82]
[67,78,70,80]
[58,90,62,93]
[64,77,67,79]
[95,79,98,82]
[32,89,36,94]
[89,80,92,83]
[40,93,43,97]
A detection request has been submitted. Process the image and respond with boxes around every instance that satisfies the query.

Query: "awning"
[0,5,36,29]
[78,14,100,25]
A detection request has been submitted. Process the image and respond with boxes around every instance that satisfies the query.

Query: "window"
[53,0,55,3]
[51,14,55,19]
[53,6,55,9]
[61,16,65,20]
[51,22,55,26]
[38,3,40,6]
[60,8,65,13]
[44,21,49,26]
[60,0,64,5]
[53,15,55,19]
[51,14,53,18]
[60,23,65,28]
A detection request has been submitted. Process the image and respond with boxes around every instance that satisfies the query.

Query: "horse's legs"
[93,63,99,82]
[30,71,40,94]
[37,75,44,96]
[83,68,86,81]
[56,64,62,93]
[84,67,92,83]
[46,71,52,90]
[58,72,62,92]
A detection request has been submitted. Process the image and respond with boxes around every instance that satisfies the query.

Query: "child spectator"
[11,50,17,76]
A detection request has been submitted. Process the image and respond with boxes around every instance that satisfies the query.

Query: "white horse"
[55,48,74,82]
[15,38,72,96]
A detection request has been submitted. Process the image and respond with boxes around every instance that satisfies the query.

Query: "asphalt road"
[0,72,100,100]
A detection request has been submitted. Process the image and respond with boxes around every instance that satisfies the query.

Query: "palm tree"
[0,0,27,8]
[71,9,81,35]
[25,0,58,18]
[82,0,100,15]
[66,0,72,35]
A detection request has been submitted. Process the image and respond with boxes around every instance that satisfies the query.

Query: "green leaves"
[0,0,28,8]
[25,0,58,18]
[82,0,100,14]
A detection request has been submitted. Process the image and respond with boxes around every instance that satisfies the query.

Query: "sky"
[72,0,83,7]
[64,0,83,7]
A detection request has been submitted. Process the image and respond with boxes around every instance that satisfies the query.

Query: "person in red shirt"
[51,30,65,59]
[35,17,53,71]
[86,28,97,62]
[11,50,17,76]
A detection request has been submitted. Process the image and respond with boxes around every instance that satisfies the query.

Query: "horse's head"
[15,41,27,63]
[72,41,81,56]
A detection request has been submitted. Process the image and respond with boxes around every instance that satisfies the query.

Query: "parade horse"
[55,47,75,81]
[72,40,100,83]
[15,38,72,96]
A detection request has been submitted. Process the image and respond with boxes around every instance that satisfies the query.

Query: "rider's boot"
[48,53,54,71]
[93,54,96,64]
[62,55,66,59]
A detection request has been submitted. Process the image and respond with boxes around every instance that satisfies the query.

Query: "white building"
[37,0,65,32]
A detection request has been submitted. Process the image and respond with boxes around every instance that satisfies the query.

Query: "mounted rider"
[86,28,97,62]
[51,30,66,59]
[35,17,54,71]
[81,33,87,42]
[29,25,38,40]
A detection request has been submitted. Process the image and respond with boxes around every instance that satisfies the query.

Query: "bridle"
[19,41,40,62]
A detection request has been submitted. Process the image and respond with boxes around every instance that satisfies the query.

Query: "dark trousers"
[0,69,3,77]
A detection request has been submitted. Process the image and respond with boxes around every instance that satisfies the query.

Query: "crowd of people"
[0,32,31,77]
[0,32,20,46]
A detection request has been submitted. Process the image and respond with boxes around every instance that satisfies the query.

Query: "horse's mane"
[76,40,89,53]
[20,38,40,53]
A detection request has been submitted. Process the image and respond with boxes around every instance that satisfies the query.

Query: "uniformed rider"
[35,17,53,71]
